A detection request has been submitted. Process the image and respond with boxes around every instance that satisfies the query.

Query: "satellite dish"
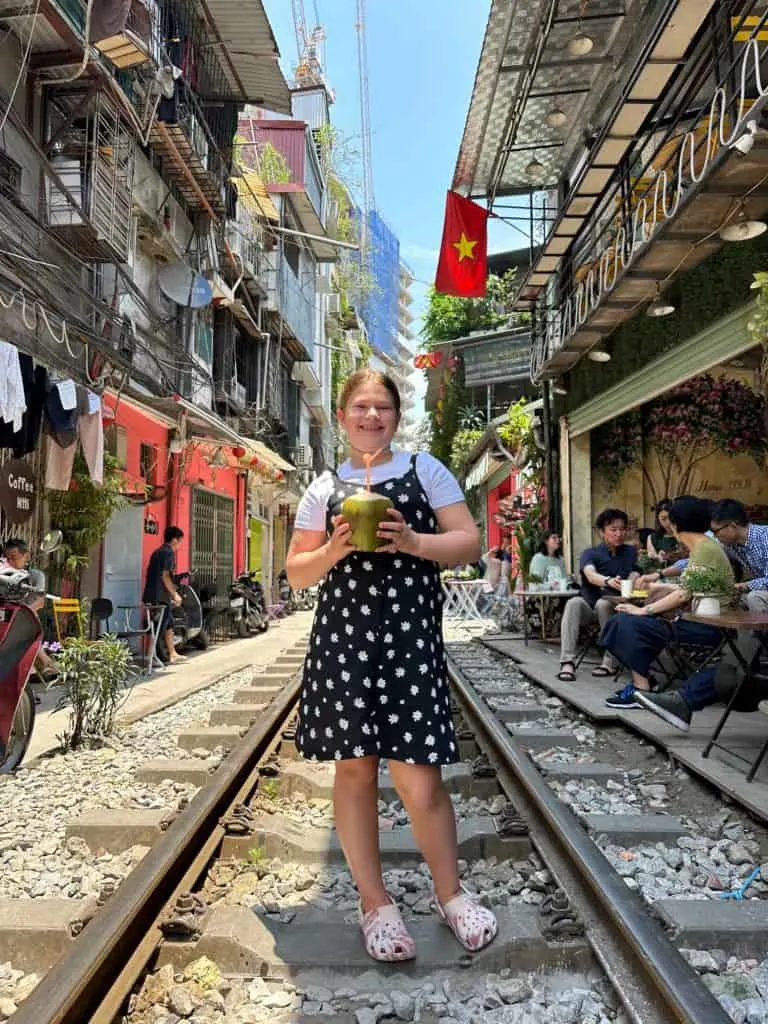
[158,263,213,308]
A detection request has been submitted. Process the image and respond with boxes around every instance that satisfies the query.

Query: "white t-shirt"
[294,450,465,533]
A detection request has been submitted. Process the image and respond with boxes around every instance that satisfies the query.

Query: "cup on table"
[620,579,633,599]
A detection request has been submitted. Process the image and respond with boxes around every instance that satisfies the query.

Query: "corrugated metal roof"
[199,0,291,111]
[453,0,654,198]
[239,170,279,222]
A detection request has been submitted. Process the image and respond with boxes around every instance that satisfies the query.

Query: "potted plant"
[55,635,133,750]
[682,565,733,617]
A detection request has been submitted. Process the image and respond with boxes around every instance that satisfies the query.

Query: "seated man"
[710,498,768,613]
[557,508,639,682]
[0,537,57,681]
[600,496,735,709]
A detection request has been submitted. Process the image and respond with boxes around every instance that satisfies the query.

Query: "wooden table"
[684,609,768,781]
[520,589,579,645]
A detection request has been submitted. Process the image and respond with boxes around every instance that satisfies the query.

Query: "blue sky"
[262,1,520,348]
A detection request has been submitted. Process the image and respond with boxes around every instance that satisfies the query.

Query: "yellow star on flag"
[451,232,478,262]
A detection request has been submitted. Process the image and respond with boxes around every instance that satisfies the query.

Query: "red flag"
[434,191,488,298]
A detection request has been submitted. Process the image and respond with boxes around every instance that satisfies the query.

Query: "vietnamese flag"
[434,191,489,298]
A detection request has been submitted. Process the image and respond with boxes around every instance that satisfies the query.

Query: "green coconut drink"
[341,489,393,552]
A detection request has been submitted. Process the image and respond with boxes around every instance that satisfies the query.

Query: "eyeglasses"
[711,523,734,537]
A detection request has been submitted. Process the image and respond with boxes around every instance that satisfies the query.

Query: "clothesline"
[0,338,104,492]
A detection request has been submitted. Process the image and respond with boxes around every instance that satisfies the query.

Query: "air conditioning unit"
[326,293,341,316]
[293,444,312,469]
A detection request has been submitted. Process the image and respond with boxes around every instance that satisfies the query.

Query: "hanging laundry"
[45,393,104,490]
[0,341,27,433]
[44,383,78,446]
[55,379,77,411]
[0,355,47,457]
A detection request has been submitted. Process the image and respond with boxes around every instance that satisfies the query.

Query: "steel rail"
[13,675,302,1024]
[447,656,731,1024]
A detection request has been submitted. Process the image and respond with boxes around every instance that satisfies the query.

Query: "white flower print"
[325,680,334,690]
[362,560,373,571]
[363,678,372,688]
[339,718,349,730]
[405,758,415,765]
[358,651,369,662]
[309,728,317,739]
[334,587,342,598]
[325,726,333,738]
[338,654,346,664]
[311,681,318,692]
[397,493,409,504]
[387,587,397,598]
[396,668,406,678]
[361,604,371,616]
[316,659,322,669]
[362,723,371,735]
[380,694,388,704]
[410,685,419,695]
[335,701,343,711]
[425,734,435,746]
[384,482,394,491]
[412,710,422,721]
[341,670,350,682]
[334,750,342,760]
[405,577,414,587]
[401,621,411,632]
[353,746,365,757]
[321,615,328,624]
[388,713,400,724]
[384,632,393,643]
[366,630,376,642]
[344,564,352,574]
[404,731,413,743]
[386,649,395,660]
[419,663,428,674]
[415,510,423,520]
[394,559,402,568]
[369,585,379,596]
[345,624,354,635]
[348,579,357,590]
[341,608,350,618]
[428,752,438,763]
[330,633,339,643]
[377,677,387,688]
[392,603,400,613]
[354,697,365,709]
[416,638,425,649]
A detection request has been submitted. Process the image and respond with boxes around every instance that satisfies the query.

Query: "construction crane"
[355,0,374,255]
[291,0,327,90]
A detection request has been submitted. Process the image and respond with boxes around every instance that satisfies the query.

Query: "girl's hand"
[616,602,643,615]
[327,515,355,564]
[377,508,422,557]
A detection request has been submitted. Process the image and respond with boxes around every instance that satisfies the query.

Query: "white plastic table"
[441,579,487,621]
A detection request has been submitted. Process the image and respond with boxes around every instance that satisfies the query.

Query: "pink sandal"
[434,884,498,952]
[358,897,416,962]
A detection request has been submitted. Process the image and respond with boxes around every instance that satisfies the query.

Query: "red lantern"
[232,445,247,459]
[447,355,458,369]
[249,457,260,469]
[432,351,444,368]
[276,470,284,481]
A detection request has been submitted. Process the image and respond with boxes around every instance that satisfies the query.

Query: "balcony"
[149,97,227,216]
[263,250,316,360]
[44,86,135,263]
[238,116,336,261]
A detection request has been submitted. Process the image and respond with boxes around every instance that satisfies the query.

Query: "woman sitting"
[600,495,734,710]
[530,531,566,584]
[647,499,682,564]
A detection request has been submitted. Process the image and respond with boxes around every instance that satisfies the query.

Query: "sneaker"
[605,683,640,709]
[635,690,692,731]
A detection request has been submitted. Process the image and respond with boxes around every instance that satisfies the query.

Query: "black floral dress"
[296,455,458,765]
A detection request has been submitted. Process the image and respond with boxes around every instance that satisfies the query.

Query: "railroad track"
[8,633,763,1023]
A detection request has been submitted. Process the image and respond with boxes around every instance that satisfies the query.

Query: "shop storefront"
[561,305,766,563]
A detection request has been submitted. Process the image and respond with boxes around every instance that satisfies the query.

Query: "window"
[140,443,157,482]
[0,152,21,197]
[284,239,300,277]
[195,309,213,363]
[105,424,128,469]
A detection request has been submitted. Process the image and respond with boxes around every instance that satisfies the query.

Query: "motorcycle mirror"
[40,530,63,554]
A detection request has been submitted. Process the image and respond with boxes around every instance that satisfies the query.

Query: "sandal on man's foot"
[434,885,498,952]
[557,662,576,682]
[358,898,416,962]
[591,666,614,678]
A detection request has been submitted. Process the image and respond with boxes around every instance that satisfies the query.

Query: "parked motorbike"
[292,587,317,611]
[277,569,294,613]
[229,571,269,637]
[0,531,62,773]
[156,572,209,661]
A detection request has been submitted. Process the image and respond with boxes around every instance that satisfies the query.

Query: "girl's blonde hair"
[338,369,401,419]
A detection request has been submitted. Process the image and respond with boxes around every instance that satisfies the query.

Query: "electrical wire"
[0,0,42,136]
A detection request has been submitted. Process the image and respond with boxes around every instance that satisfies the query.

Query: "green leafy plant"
[497,399,533,458]
[55,635,133,750]
[449,427,484,477]
[260,779,278,801]
[681,564,733,596]
[47,453,127,589]
[247,845,267,866]
[513,506,546,585]
[258,142,291,184]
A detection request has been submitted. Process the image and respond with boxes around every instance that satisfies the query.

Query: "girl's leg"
[387,761,460,904]
[333,756,389,913]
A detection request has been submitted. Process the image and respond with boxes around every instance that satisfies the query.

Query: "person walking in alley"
[143,526,186,666]
[285,369,497,963]
[556,509,639,682]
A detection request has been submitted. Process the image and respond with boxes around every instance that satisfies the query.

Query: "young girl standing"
[286,370,497,963]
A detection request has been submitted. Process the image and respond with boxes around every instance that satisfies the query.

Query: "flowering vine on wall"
[592,373,767,504]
